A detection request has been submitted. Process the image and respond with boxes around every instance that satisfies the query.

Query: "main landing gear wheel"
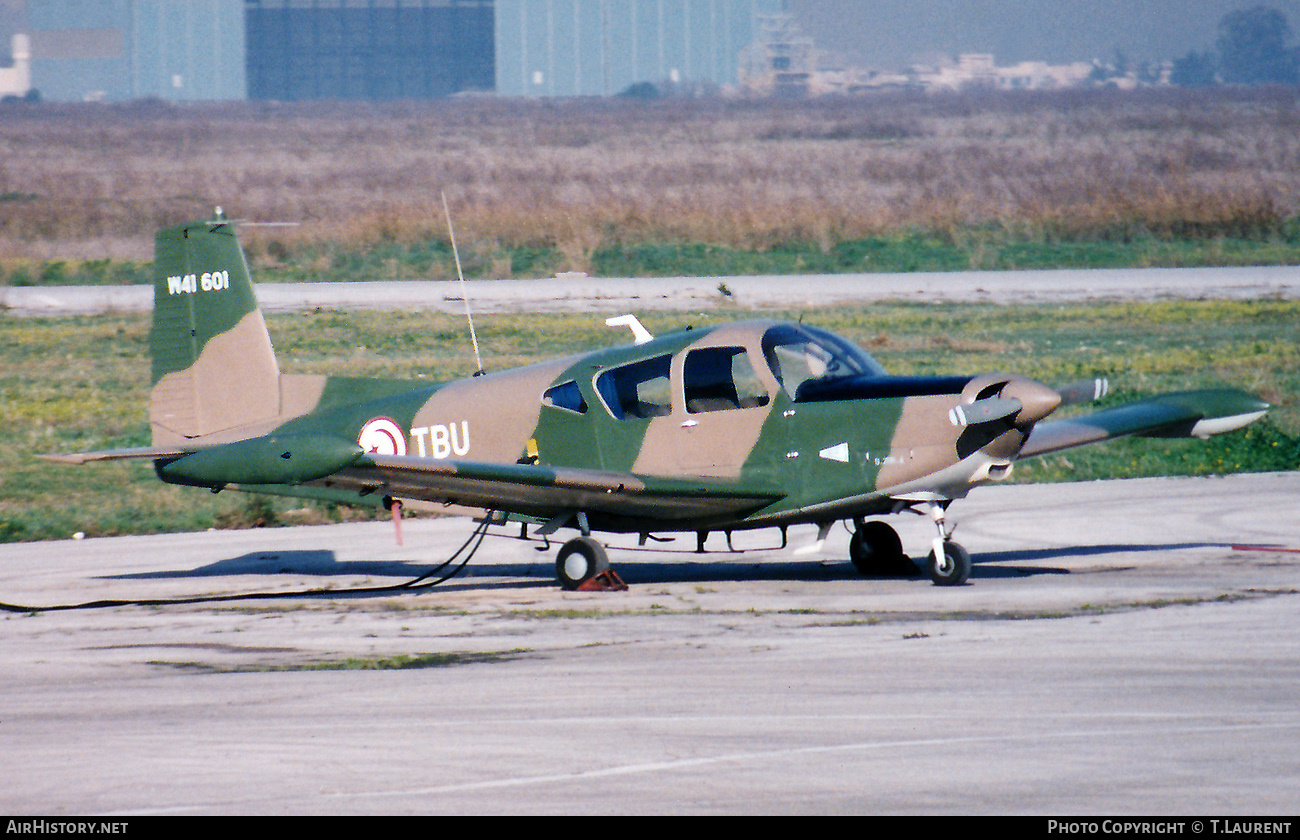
[849,520,911,577]
[555,536,610,590]
[928,540,971,587]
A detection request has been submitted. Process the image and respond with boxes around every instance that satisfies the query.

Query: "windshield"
[761,324,887,400]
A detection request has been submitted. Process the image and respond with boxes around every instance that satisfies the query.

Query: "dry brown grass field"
[2,86,1300,278]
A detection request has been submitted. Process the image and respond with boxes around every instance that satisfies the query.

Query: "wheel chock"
[577,570,628,591]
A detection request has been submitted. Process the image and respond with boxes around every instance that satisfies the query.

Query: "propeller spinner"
[948,376,1063,428]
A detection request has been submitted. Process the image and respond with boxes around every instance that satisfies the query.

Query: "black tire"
[849,520,908,577]
[555,536,610,590]
[928,541,971,586]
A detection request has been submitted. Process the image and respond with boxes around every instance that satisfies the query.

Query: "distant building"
[25,0,245,102]
[0,32,30,98]
[737,12,812,97]
[17,0,780,102]
[997,60,1094,90]
[737,26,1097,97]
[1,1,1127,103]
[495,0,785,97]
[19,0,492,103]
[913,54,1094,92]
[246,0,493,101]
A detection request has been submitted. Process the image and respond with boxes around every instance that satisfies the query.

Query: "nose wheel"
[925,503,971,586]
[928,540,971,586]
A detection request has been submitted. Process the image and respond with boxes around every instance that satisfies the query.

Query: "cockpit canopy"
[566,322,892,421]
[760,323,888,400]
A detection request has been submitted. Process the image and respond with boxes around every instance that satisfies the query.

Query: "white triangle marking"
[819,442,849,463]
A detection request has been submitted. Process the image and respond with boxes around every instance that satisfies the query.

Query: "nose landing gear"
[925,502,970,586]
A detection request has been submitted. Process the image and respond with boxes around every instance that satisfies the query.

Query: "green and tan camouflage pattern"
[150,215,281,442]
[43,214,1270,539]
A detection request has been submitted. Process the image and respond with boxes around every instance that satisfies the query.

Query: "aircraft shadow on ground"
[97,541,1229,590]
[98,548,560,594]
[970,542,1224,578]
[101,550,427,580]
[596,540,1229,584]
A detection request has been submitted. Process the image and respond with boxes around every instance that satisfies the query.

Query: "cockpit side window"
[595,355,673,420]
[683,346,770,413]
[761,324,887,400]
[543,380,588,414]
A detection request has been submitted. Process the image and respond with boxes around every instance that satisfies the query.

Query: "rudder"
[149,209,281,444]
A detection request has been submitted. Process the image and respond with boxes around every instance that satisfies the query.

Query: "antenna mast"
[442,190,483,375]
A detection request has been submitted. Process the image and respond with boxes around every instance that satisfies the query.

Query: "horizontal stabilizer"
[38,445,190,465]
[1020,389,1269,458]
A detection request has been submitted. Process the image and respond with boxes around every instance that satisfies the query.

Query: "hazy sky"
[787,0,1300,68]
[3,1,1300,71]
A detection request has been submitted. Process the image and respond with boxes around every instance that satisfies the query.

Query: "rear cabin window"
[595,355,673,419]
[543,381,588,414]
[683,347,770,413]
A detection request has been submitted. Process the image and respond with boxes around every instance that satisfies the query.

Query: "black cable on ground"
[0,513,496,614]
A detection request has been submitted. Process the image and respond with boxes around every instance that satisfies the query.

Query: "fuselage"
[267,319,1032,533]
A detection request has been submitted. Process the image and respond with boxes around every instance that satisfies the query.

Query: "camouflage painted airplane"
[43,212,1271,588]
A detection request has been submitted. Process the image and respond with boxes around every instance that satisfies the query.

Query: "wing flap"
[1020,389,1269,459]
[321,454,783,521]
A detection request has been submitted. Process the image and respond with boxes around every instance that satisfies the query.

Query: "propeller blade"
[1057,377,1109,406]
[948,396,1022,427]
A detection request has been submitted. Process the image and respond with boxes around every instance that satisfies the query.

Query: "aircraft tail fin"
[149,210,281,444]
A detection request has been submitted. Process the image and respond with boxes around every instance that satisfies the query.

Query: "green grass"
[590,232,1300,278]
[4,258,152,287]
[2,300,1296,543]
[10,229,1300,286]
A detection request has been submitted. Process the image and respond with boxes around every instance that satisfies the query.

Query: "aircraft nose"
[1002,378,1062,425]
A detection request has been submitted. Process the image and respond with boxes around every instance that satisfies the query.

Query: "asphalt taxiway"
[5,263,1299,316]
[1,473,1297,815]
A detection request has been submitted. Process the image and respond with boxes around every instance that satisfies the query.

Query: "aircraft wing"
[1019,389,1269,458]
[40,438,782,522]
[324,454,785,522]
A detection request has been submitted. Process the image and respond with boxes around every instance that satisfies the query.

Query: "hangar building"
[23,0,246,102]
[495,0,783,97]
[3,0,785,102]
[246,0,493,100]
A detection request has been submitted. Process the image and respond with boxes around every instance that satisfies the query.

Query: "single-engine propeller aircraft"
[42,212,1270,588]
